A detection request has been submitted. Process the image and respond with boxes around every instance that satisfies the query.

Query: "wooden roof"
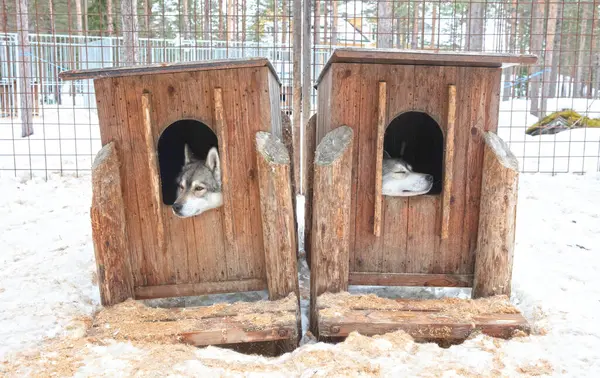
[316,48,538,86]
[59,57,281,85]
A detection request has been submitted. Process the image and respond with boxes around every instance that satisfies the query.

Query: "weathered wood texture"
[92,66,287,299]
[316,48,537,85]
[60,57,280,82]
[473,132,519,298]
[310,126,354,334]
[314,63,503,283]
[316,292,530,341]
[281,111,298,237]
[373,81,386,237]
[441,85,456,240]
[348,272,472,287]
[255,131,299,300]
[91,293,299,347]
[303,114,317,266]
[90,142,134,306]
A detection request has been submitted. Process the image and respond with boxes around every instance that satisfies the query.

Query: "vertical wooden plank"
[104,77,150,286]
[303,114,317,266]
[255,132,299,300]
[351,64,381,272]
[373,81,387,237]
[90,142,134,306]
[213,86,237,278]
[141,90,167,272]
[310,126,354,335]
[180,70,227,283]
[441,85,457,240]
[408,65,456,274]
[381,65,415,274]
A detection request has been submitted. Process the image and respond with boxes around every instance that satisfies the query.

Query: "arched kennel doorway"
[157,119,218,205]
[383,111,444,195]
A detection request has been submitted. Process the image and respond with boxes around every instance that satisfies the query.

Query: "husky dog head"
[381,153,434,197]
[172,145,223,218]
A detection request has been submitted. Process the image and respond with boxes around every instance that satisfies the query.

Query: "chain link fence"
[1,0,599,178]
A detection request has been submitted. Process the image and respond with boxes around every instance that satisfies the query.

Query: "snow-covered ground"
[1,170,599,376]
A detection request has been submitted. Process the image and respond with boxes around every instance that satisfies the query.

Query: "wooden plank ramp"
[90,293,299,347]
[316,292,530,343]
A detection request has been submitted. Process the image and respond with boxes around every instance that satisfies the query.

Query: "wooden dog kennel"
[307,48,537,342]
[60,59,300,350]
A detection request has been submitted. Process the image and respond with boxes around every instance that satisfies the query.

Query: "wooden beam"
[90,142,134,306]
[319,310,530,340]
[374,81,387,237]
[310,125,354,335]
[255,131,299,300]
[473,132,519,298]
[141,91,166,258]
[349,272,473,288]
[213,87,236,257]
[441,84,457,240]
[59,57,281,84]
[134,279,266,299]
[181,324,296,346]
[303,114,317,267]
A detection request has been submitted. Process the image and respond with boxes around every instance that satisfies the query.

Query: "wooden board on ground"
[316,292,530,342]
[90,293,299,347]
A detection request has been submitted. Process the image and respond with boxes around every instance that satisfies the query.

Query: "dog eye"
[178,184,184,190]
[194,186,205,192]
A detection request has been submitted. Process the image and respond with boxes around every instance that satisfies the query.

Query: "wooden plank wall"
[318,63,501,279]
[94,66,274,293]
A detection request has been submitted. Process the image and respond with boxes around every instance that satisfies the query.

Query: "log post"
[255,131,299,301]
[309,125,354,336]
[281,111,298,251]
[374,81,387,237]
[473,132,519,298]
[441,84,457,239]
[303,114,317,267]
[90,142,134,306]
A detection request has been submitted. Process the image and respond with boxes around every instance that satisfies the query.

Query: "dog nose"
[173,203,183,212]
[426,175,433,182]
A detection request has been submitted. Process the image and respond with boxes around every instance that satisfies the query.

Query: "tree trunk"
[411,1,418,49]
[227,0,234,41]
[182,0,190,39]
[219,0,224,39]
[106,0,114,35]
[467,0,484,51]
[541,0,559,116]
[548,11,562,99]
[74,0,83,35]
[528,0,544,117]
[502,0,518,101]
[282,0,287,44]
[144,0,151,63]
[242,0,246,41]
[575,2,593,97]
[430,3,437,48]
[314,0,320,45]
[120,0,139,65]
[204,0,210,40]
[16,0,33,136]
[377,0,393,48]
[322,0,327,44]
[331,0,337,45]
[48,0,61,105]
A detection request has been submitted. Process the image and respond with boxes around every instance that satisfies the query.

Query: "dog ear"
[206,147,221,181]
[184,144,197,165]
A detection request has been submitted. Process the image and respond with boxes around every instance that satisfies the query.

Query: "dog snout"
[172,203,183,213]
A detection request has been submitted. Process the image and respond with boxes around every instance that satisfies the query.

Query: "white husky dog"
[381,148,433,196]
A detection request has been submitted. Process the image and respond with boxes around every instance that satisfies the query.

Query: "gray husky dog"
[172,144,223,218]
[381,148,433,196]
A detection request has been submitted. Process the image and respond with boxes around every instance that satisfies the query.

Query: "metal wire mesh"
[0,0,598,178]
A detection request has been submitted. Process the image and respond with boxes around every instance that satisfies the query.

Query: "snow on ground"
[1,171,599,377]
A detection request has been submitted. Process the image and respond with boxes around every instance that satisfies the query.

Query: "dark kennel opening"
[383,111,444,195]
[158,119,219,205]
